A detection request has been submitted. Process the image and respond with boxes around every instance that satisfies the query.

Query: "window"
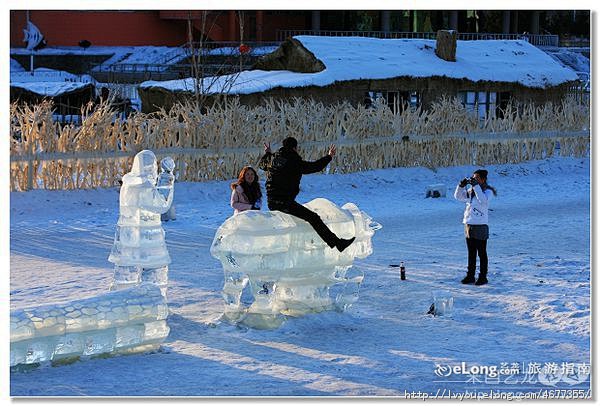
[457,91,498,120]
[495,92,512,118]
[365,90,420,113]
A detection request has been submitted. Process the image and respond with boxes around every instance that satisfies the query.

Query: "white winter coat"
[454,184,493,225]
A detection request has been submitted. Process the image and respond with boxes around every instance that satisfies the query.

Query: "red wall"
[261,12,308,41]
[11,11,189,47]
[10,10,311,47]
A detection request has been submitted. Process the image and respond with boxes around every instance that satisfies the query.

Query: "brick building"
[11,10,571,47]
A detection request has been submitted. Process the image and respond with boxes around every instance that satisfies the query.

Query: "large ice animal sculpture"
[109,150,174,298]
[10,283,169,367]
[210,198,381,329]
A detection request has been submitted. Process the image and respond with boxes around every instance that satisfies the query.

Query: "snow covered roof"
[11,67,96,83]
[140,36,579,95]
[547,49,590,73]
[11,81,94,97]
[11,68,96,97]
[10,45,277,72]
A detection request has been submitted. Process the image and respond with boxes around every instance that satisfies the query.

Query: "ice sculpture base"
[10,283,169,367]
[211,198,380,329]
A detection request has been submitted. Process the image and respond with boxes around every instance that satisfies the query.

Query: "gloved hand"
[468,177,478,186]
[459,178,469,188]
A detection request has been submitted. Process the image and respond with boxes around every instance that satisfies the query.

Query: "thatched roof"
[140,36,579,99]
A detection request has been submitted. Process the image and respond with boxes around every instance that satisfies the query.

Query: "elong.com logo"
[435,362,499,378]
[434,362,590,386]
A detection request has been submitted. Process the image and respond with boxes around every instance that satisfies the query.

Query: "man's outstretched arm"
[300,144,336,174]
[258,142,273,171]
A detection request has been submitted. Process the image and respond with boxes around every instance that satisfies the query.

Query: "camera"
[459,177,478,187]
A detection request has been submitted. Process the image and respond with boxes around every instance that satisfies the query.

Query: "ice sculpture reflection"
[108,150,174,298]
[210,198,381,329]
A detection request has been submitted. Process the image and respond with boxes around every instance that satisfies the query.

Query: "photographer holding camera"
[454,169,497,285]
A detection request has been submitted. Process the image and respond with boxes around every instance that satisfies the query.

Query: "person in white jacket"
[454,169,497,285]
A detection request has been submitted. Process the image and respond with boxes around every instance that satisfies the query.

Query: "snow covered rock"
[210,198,381,329]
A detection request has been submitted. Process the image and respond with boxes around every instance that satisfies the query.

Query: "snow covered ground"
[9,155,590,397]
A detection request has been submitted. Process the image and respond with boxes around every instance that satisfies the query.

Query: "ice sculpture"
[157,157,176,221]
[432,290,454,317]
[108,150,174,298]
[10,283,169,367]
[210,198,381,329]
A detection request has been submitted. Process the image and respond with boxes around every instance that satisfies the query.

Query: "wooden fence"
[10,98,590,191]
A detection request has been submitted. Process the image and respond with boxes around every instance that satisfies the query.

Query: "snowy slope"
[9,156,590,396]
[140,37,579,95]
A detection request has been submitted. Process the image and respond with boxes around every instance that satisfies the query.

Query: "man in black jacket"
[259,137,355,252]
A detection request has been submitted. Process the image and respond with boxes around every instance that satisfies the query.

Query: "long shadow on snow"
[165,284,590,395]
[10,346,323,396]
[165,312,402,396]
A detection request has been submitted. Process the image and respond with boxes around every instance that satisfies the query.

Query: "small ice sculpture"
[157,157,176,222]
[10,283,169,367]
[108,150,174,298]
[432,290,454,317]
[210,198,381,329]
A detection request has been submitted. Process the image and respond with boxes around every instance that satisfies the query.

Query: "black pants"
[268,200,339,248]
[466,237,488,277]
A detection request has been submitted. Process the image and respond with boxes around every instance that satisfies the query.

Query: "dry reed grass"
[10,96,589,191]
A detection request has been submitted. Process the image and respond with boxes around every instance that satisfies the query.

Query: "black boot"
[336,237,356,252]
[475,275,488,285]
[461,272,476,284]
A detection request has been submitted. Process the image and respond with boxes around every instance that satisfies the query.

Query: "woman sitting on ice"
[230,166,262,215]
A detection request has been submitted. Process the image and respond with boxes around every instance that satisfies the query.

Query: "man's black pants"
[466,237,488,277]
[268,200,339,248]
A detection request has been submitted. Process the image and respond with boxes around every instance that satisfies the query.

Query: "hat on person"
[282,137,298,150]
